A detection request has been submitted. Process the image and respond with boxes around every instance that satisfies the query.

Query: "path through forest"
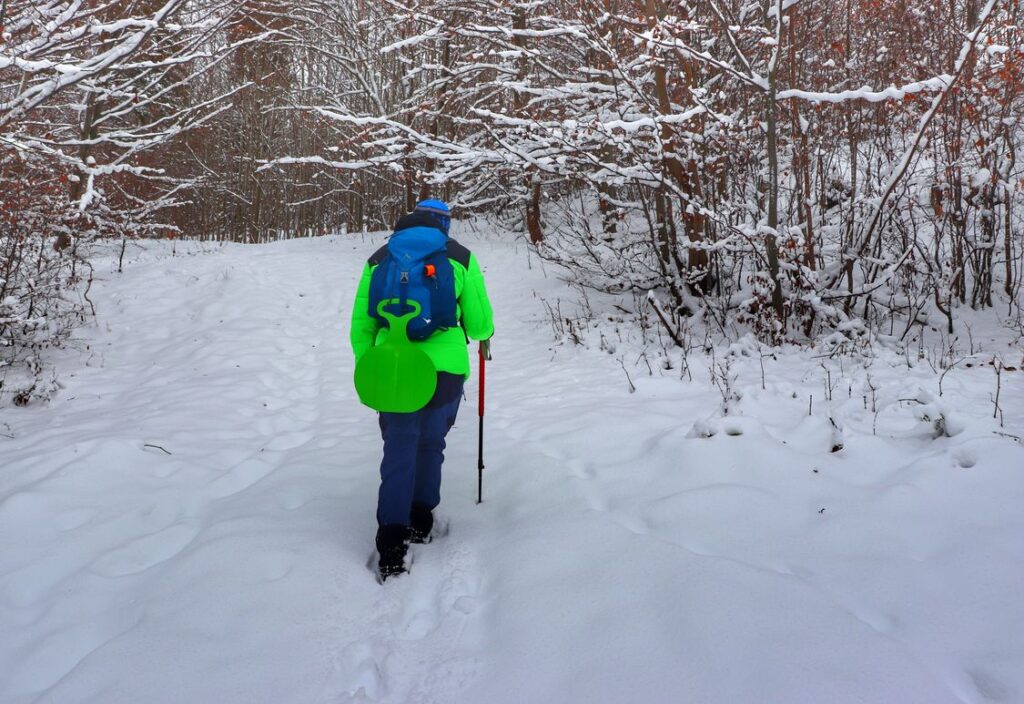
[2,232,1022,704]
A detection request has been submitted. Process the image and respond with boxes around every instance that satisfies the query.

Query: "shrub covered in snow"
[0,154,95,405]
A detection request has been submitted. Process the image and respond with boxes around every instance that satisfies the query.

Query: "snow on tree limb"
[821,0,1003,294]
[776,76,954,103]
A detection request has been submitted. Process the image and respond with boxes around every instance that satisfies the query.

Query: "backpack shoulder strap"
[446,239,471,269]
[368,243,389,267]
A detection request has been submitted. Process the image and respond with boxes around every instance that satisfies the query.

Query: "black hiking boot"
[376,524,410,582]
[409,502,434,544]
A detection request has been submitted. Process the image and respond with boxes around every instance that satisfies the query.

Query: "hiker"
[350,199,494,581]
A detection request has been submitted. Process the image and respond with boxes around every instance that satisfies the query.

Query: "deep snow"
[1,230,1023,704]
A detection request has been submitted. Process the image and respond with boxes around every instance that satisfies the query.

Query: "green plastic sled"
[354,299,437,413]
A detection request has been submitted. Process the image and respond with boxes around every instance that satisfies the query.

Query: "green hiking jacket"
[350,237,494,378]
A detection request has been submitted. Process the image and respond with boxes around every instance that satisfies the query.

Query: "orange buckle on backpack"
[424,263,437,278]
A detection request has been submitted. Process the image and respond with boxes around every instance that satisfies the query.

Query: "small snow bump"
[722,421,744,436]
[687,420,717,438]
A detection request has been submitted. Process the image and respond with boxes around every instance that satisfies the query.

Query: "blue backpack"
[368,224,458,341]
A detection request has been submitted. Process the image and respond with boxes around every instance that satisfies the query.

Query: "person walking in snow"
[350,199,494,581]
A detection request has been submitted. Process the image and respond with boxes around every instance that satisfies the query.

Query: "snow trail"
[2,233,1023,704]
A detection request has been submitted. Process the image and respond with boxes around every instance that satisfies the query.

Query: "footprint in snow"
[953,447,977,469]
[567,458,596,479]
[324,640,386,701]
[54,508,98,531]
[278,489,312,511]
[91,520,200,577]
[261,552,294,582]
[723,420,745,436]
[261,429,315,452]
[359,519,479,640]
[207,455,278,499]
[610,510,650,536]
[967,668,1011,702]
[393,536,479,641]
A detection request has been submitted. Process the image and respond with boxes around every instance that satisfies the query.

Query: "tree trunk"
[764,0,786,322]
[644,0,708,290]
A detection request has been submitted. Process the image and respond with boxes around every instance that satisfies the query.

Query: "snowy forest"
[3,3,1024,704]
[2,0,1024,401]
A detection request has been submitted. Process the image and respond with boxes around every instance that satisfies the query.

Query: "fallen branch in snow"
[143,443,173,455]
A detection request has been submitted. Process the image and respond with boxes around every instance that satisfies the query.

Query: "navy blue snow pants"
[376,372,464,527]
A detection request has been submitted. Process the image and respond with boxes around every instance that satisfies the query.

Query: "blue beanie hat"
[414,199,451,235]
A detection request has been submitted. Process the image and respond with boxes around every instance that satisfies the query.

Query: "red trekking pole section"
[477,342,486,504]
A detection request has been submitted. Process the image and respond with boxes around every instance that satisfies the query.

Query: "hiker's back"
[353,209,491,379]
[367,221,458,342]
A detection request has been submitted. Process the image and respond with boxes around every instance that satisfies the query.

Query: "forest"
[2,0,1022,401]
[3,5,1024,700]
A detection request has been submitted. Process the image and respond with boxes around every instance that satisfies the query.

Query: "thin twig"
[619,358,636,393]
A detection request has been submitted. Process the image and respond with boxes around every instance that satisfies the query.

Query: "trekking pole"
[477,341,486,504]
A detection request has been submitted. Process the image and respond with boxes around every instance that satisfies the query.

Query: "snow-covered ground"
[2,230,1023,704]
